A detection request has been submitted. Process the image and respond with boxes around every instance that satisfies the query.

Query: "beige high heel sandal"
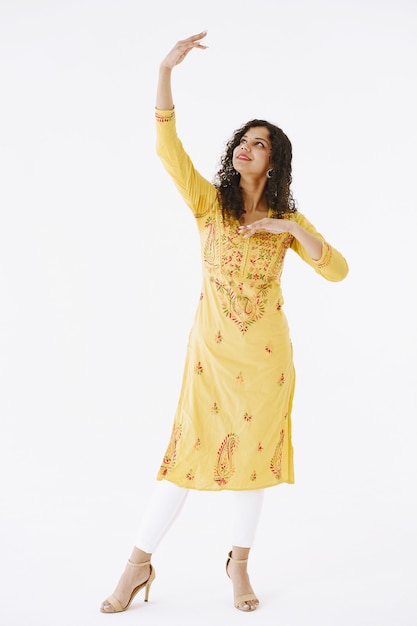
[226,550,259,612]
[100,559,156,613]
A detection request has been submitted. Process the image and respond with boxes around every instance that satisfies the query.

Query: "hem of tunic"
[157,475,295,491]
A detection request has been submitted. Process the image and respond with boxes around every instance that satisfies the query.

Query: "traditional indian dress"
[155,108,348,491]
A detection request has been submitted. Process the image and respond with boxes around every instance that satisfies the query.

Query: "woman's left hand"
[239,218,294,238]
[239,217,323,261]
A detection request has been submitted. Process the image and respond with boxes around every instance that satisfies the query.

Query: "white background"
[1,1,416,624]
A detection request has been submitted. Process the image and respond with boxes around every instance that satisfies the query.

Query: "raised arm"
[156,31,208,110]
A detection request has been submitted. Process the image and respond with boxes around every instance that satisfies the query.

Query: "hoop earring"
[266,169,274,179]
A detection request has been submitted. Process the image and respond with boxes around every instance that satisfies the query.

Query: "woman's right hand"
[156,31,208,109]
[160,31,208,70]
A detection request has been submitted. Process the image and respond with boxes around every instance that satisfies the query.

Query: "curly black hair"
[213,119,297,222]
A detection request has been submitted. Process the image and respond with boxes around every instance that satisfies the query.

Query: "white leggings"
[134,480,265,554]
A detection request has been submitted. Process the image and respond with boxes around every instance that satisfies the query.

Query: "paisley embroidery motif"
[203,216,218,266]
[215,279,272,333]
[160,425,182,475]
[270,429,285,479]
[214,433,239,485]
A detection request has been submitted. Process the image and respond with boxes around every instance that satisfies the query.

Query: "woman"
[100,31,348,614]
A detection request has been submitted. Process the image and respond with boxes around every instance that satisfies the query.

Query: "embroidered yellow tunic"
[155,108,348,491]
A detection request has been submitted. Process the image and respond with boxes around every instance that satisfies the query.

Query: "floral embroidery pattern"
[219,230,244,279]
[265,344,272,353]
[160,425,182,475]
[243,412,253,422]
[214,433,240,485]
[278,373,285,386]
[250,471,257,482]
[236,371,244,384]
[211,402,219,414]
[195,361,204,375]
[202,216,294,333]
[194,438,201,450]
[245,230,292,282]
[270,429,285,479]
[215,331,223,343]
[186,470,195,481]
[257,442,264,452]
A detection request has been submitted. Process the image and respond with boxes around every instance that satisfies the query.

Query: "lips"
[237,154,250,161]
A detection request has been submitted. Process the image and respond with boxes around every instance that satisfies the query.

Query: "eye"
[255,141,265,148]
[240,138,247,145]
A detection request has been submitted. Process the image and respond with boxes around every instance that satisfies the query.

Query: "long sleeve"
[155,108,217,217]
[291,212,349,282]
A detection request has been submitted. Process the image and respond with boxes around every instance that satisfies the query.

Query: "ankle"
[129,547,152,564]
[230,546,250,562]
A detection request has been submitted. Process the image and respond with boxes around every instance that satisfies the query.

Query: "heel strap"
[227,550,248,564]
[127,559,151,568]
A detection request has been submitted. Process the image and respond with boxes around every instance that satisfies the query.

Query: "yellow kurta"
[155,108,348,491]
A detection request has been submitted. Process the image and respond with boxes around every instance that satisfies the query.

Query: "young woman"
[100,31,348,614]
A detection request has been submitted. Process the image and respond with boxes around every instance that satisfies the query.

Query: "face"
[232,126,272,179]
